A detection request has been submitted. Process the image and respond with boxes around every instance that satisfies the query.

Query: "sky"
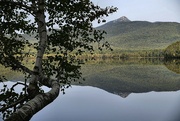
[91,0,180,27]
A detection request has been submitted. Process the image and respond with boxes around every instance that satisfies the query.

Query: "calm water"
[1,59,180,121]
[31,86,180,121]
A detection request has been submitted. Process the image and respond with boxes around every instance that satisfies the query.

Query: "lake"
[1,58,180,121]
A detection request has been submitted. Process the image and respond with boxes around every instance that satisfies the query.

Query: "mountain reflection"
[1,58,180,99]
[78,58,180,98]
[114,92,130,98]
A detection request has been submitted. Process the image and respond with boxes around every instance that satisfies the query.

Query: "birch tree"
[0,0,117,120]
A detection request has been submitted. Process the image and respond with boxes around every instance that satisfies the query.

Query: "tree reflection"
[1,58,180,120]
[164,59,180,74]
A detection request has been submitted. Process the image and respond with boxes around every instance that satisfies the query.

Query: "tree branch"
[10,56,34,75]
[5,78,60,121]
[0,96,27,112]
[18,64,34,75]
[0,1,37,16]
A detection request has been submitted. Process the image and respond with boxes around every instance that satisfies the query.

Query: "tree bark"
[5,1,61,120]
[34,0,47,72]
[27,0,47,100]
[5,78,60,121]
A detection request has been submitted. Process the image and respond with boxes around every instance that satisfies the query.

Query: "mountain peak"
[113,16,131,23]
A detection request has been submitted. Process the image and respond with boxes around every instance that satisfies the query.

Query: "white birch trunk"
[5,79,60,121]
[5,1,61,120]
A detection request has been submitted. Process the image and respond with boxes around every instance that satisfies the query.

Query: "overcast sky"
[91,0,180,27]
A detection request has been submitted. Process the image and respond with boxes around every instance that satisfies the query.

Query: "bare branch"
[10,82,28,92]
[0,96,27,112]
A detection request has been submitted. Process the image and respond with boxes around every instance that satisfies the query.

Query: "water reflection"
[79,58,180,98]
[1,83,180,121]
[32,86,180,121]
[1,58,180,121]
[164,59,180,74]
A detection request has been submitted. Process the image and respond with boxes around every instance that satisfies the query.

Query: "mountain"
[113,16,131,23]
[96,16,180,50]
[20,16,180,51]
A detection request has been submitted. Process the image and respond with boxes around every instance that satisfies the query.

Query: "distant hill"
[164,41,180,58]
[96,16,180,50]
[20,16,180,51]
